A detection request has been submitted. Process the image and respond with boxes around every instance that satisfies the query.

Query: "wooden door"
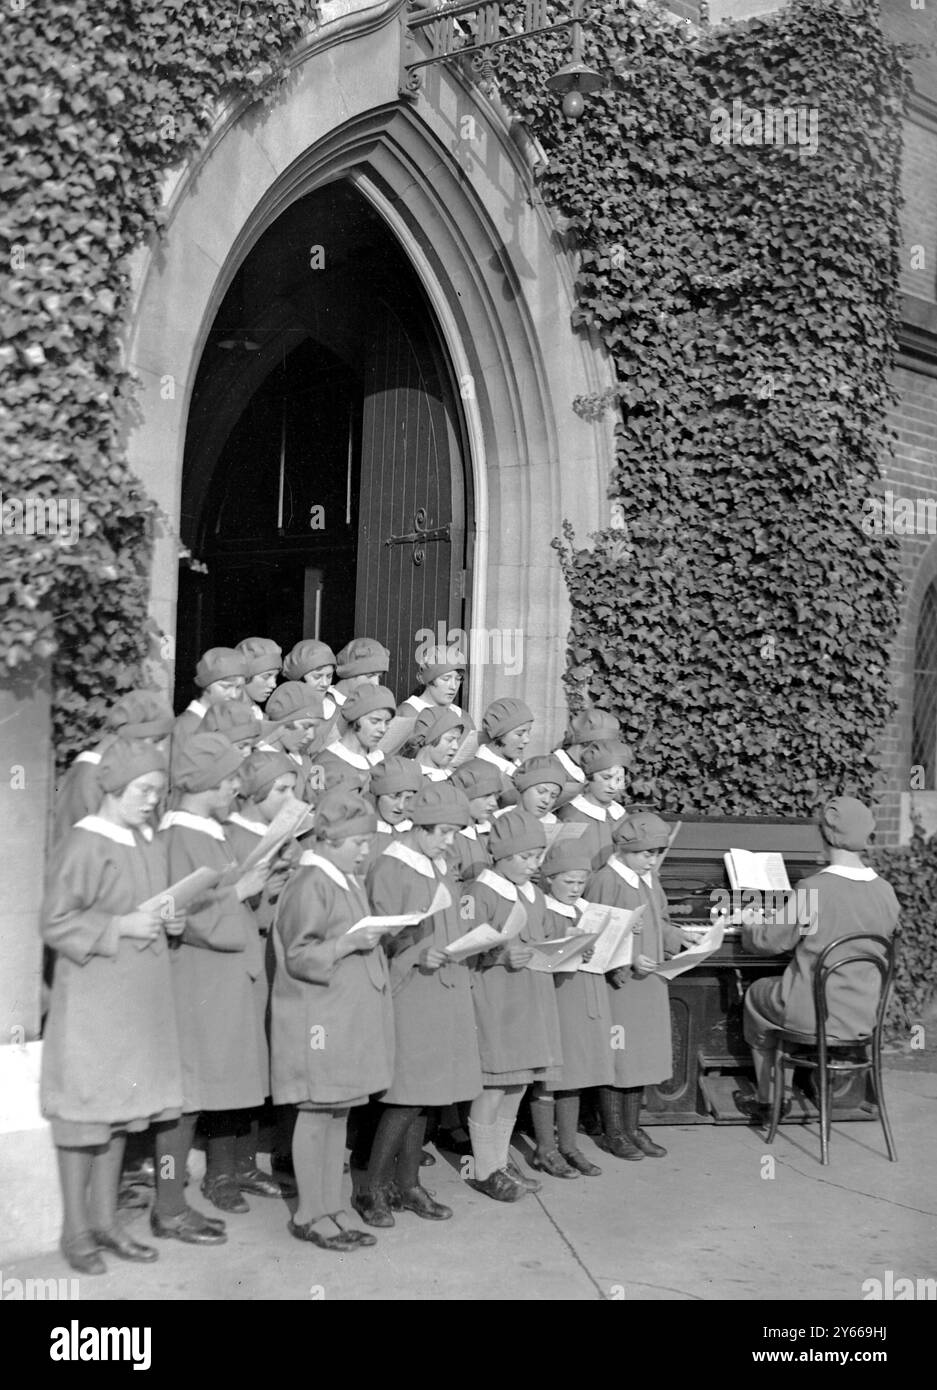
[355,296,468,702]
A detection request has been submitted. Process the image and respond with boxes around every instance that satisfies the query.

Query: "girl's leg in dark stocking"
[57,1145,94,1242]
[153,1113,198,1220]
[396,1110,427,1191]
[367,1104,418,1191]
[88,1131,126,1231]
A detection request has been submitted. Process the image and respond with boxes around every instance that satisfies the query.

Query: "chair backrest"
[812,931,898,1046]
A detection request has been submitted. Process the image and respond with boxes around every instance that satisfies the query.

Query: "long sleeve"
[163,828,248,953]
[276,871,343,985]
[366,857,434,962]
[41,840,121,964]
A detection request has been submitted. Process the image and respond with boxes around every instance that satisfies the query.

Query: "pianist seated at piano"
[734,796,900,1123]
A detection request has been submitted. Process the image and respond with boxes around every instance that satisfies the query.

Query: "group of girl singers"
[42,634,694,1273]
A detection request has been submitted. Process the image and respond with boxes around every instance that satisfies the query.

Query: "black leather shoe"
[397,1184,452,1220]
[505,1158,542,1193]
[150,1205,227,1245]
[560,1147,602,1176]
[236,1167,286,1198]
[90,1226,159,1262]
[288,1219,359,1251]
[597,1131,645,1160]
[330,1212,378,1247]
[630,1128,667,1158]
[733,1091,792,1123]
[467,1168,525,1202]
[201,1174,249,1213]
[61,1232,106,1275]
[351,1185,395,1228]
[437,1128,472,1156]
[530,1147,580,1178]
[271,1152,295,1179]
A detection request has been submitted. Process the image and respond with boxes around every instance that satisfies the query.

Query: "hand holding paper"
[650,921,724,980]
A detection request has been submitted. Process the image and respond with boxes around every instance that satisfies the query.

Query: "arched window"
[911,580,937,786]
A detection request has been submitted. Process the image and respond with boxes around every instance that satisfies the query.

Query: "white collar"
[75,815,152,846]
[376,818,413,834]
[477,744,515,774]
[608,802,625,820]
[518,881,536,903]
[545,894,576,918]
[540,812,558,826]
[75,749,102,766]
[329,688,346,706]
[405,693,432,712]
[553,748,585,782]
[250,703,264,721]
[570,794,608,822]
[419,764,450,782]
[227,811,266,837]
[460,822,489,841]
[608,854,640,888]
[185,699,207,718]
[475,866,517,901]
[383,839,435,878]
[327,742,384,770]
[820,865,877,881]
[159,809,226,840]
[297,852,349,888]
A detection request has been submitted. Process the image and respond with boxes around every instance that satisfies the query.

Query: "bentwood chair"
[765,932,898,1165]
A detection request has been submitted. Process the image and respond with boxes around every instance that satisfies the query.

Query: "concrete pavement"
[3,1062,935,1302]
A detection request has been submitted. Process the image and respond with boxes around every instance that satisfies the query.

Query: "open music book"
[724,848,791,893]
[578,904,646,974]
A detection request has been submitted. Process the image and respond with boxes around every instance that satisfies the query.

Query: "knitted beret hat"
[482,698,534,740]
[487,807,546,860]
[341,684,396,723]
[408,782,472,828]
[451,758,504,801]
[313,789,377,842]
[238,750,298,802]
[413,705,465,745]
[97,739,168,793]
[105,689,174,739]
[202,700,269,746]
[819,796,875,851]
[540,834,593,878]
[612,811,670,852]
[281,639,336,681]
[236,636,283,677]
[266,682,325,723]
[370,755,424,797]
[514,754,567,793]
[194,648,248,689]
[416,647,466,685]
[172,732,243,793]
[579,740,633,776]
[336,637,390,679]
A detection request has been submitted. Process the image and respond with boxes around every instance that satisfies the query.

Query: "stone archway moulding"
[124,0,615,740]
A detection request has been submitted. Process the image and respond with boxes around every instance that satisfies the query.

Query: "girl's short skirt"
[50,1105,180,1149]
[482,1065,560,1088]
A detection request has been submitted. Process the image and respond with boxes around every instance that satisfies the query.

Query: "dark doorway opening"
[176,180,471,709]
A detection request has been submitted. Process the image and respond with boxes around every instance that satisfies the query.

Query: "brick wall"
[876,360,937,843]
[899,119,937,305]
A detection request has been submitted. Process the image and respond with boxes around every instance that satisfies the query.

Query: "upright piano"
[643,815,877,1125]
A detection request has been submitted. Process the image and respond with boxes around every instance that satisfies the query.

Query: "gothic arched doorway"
[176,179,472,704]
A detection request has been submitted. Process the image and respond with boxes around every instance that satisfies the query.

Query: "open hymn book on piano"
[723,847,792,893]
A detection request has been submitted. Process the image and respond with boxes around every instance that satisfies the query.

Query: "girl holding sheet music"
[585,812,695,1161]
[358,783,481,1226]
[41,741,185,1274]
[556,740,632,870]
[462,809,563,1202]
[153,732,274,1237]
[529,839,616,1178]
[270,789,394,1252]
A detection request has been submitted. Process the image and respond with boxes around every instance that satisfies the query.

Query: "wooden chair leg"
[870,1037,898,1163]
[765,1046,783,1145]
[817,1046,830,1166]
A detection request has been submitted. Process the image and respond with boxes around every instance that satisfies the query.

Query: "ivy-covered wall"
[499,0,910,818]
[3,0,316,768]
